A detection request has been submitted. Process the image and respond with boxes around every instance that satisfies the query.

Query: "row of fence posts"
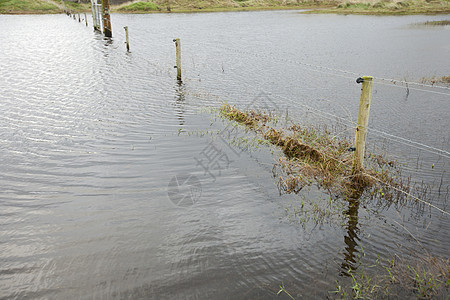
[117,30,371,175]
[64,7,373,174]
[64,1,111,37]
[64,9,88,27]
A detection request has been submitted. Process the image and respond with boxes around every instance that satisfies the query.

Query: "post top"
[362,76,373,81]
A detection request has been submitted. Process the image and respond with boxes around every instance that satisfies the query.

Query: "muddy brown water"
[0,11,449,299]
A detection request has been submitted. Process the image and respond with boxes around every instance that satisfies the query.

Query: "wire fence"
[67,16,449,215]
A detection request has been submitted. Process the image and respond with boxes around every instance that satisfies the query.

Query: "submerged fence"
[62,14,449,216]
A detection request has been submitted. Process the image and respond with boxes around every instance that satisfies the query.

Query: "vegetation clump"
[420,20,450,25]
[218,103,401,198]
[332,253,450,299]
[421,75,450,85]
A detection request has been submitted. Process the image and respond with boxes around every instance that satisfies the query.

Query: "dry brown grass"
[219,104,399,198]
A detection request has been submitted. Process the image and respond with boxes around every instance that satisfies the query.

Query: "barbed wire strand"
[373,79,450,97]
[216,45,450,94]
[362,172,449,216]
[131,42,450,160]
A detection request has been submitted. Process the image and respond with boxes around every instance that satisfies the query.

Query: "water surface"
[0,11,449,299]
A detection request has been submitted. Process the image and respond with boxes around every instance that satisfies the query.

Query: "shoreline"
[1,0,449,15]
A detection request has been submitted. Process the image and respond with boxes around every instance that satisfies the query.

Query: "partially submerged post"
[90,0,102,32]
[78,13,81,22]
[84,13,88,26]
[102,0,112,37]
[124,26,130,52]
[173,38,181,80]
[352,76,374,174]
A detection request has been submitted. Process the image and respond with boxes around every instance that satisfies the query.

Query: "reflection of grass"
[304,0,450,15]
[0,0,60,14]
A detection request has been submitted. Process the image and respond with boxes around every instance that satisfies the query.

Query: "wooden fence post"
[84,13,88,26]
[102,0,112,37]
[352,76,374,174]
[173,38,181,80]
[124,26,130,52]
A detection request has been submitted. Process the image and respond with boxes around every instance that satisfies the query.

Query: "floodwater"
[0,11,449,299]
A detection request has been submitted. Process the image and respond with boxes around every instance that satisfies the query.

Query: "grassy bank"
[1,0,448,14]
[62,0,90,12]
[115,0,336,13]
[304,0,450,15]
[0,0,61,14]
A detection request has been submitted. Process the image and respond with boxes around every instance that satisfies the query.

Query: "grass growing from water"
[420,20,450,25]
[331,253,450,299]
[218,103,402,199]
[421,75,450,85]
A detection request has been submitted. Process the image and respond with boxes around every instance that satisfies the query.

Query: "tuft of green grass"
[420,19,450,25]
[331,254,449,299]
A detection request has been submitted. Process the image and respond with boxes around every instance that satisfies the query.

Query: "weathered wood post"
[78,13,81,22]
[352,76,374,174]
[173,38,181,80]
[124,26,130,52]
[102,0,112,37]
[84,13,88,26]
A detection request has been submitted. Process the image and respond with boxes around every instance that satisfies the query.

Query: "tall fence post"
[124,26,130,52]
[352,76,374,174]
[173,38,181,80]
[102,0,112,37]
[84,13,88,26]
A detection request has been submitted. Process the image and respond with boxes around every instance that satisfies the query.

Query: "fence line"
[182,47,450,160]
[215,45,450,95]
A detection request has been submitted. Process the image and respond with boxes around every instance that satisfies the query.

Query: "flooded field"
[0,11,449,299]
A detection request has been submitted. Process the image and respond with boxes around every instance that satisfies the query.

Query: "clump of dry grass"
[219,104,396,197]
[421,75,450,85]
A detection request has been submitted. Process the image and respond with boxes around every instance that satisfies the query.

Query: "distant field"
[1,0,449,14]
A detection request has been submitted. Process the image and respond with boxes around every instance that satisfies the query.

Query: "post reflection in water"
[174,79,185,126]
[341,196,361,276]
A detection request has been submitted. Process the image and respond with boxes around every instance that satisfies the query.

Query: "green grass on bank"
[304,0,450,15]
[1,0,449,16]
[62,0,91,12]
[0,0,60,14]
[115,0,336,13]
[118,1,159,12]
